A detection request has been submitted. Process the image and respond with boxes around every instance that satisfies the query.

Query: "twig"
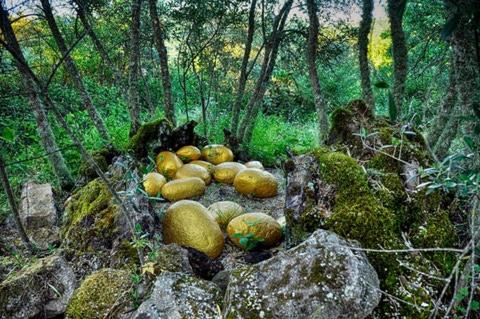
[338,245,464,254]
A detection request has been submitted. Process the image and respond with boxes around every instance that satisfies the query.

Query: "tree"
[237,0,293,144]
[358,0,374,109]
[148,0,176,126]
[39,0,110,142]
[305,0,329,144]
[231,0,257,135]
[0,3,74,190]
[387,0,408,120]
[128,0,143,136]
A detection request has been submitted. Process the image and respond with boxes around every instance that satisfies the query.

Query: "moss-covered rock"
[61,178,119,253]
[128,118,172,159]
[66,268,132,319]
[78,146,120,179]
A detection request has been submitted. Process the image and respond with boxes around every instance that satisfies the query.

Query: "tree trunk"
[358,0,375,110]
[148,0,176,126]
[74,0,120,83]
[0,155,34,252]
[237,0,293,144]
[128,0,143,136]
[387,0,408,120]
[0,3,74,190]
[306,0,329,144]
[231,0,257,135]
[40,0,110,143]
[434,103,460,159]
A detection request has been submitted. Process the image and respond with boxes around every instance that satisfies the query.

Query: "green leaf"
[239,237,249,248]
[470,300,480,311]
[464,136,475,150]
[0,127,15,143]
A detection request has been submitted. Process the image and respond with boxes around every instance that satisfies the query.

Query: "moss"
[78,146,120,179]
[127,118,172,159]
[368,153,401,174]
[66,268,132,319]
[61,178,119,253]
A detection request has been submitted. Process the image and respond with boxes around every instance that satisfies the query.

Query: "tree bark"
[148,0,176,126]
[358,0,375,110]
[237,0,293,144]
[231,0,257,135]
[0,155,34,252]
[387,0,408,120]
[128,0,143,136]
[306,0,329,144]
[0,3,74,190]
[73,0,120,83]
[40,0,110,143]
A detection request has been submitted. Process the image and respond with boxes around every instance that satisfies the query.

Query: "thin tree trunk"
[0,155,34,253]
[387,0,408,120]
[358,0,375,110]
[40,0,110,142]
[128,0,143,136]
[237,0,293,143]
[74,0,120,83]
[148,0,176,126]
[434,103,460,159]
[0,3,74,190]
[231,0,257,135]
[306,0,329,144]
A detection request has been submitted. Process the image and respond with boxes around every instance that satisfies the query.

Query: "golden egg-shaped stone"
[156,151,183,179]
[227,212,282,250]
[161,177,206,201]
[233,168,278,198]
[143,172,167,196]
[207,201,246,229]
[213,162,246,184]
[201,144,234,165]
[190,160,215,174]
[163,200,224,258]
[176,145,201,162]
[175,163,211,185]
[245,161,264,170]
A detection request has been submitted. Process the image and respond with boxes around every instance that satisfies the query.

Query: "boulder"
[131,272,222,319]
[0,255,76,319]
[223,229,380,319]
[19,182,59,249]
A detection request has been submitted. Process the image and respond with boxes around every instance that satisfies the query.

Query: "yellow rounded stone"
[143,172,167,196]
[163,200,224,258]
[213,162,246,184]
[175,164,211,185]
[156,151,183,179]
[176,145,201,162]
[190,160,215,174]
[207,201,246,229]
[245,161,264,170]
[201,144,234,165]
[161,177,206,201]
[233,168,278,198]
[227,212,282,250]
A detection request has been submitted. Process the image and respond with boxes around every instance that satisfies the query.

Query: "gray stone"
[223,229,380,319]
[0,255,76,319]
[19,182,59,249]
[131,272,222,319]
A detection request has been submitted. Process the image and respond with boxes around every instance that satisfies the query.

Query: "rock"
[223,229,381,319]
[207,201,246,229]
[186,247,224,280]
[66,268,132,319]
[233,168,278,198]
[190,160,215,174]
[175,163,211,185]
[131,272,222,319]
[161,177,206,201]
[142,172,167,196]
[176,145,201,162]
[163,200,224,258]
[0,255,76,319]
[244,160,264,170]
[213,162,246,184]
[151,244,193,274]
[202,144,234,165]
[227,213,282,250]
[212,270,231,293]
[156,151,183,179]
[19,182,59,249]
